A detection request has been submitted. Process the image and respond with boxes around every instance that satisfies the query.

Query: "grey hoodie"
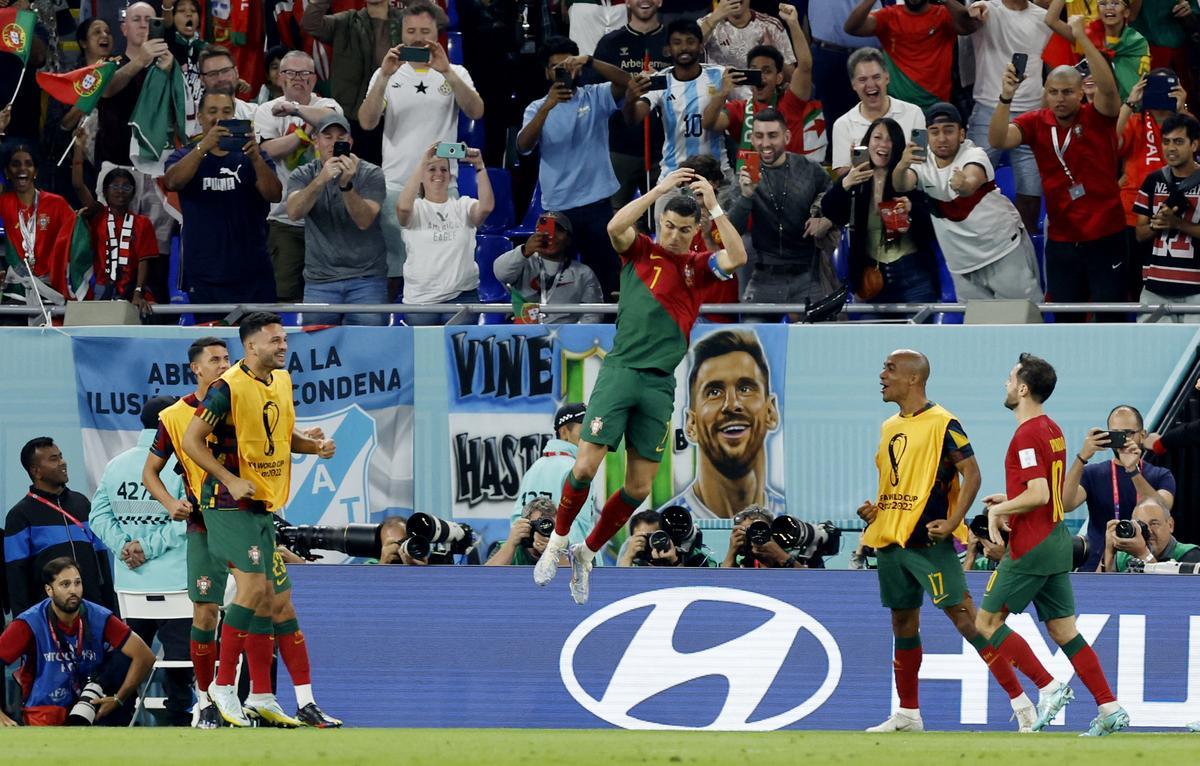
[493,246,605,324]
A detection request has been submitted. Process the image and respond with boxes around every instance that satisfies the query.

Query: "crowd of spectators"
[2,0,1200,324]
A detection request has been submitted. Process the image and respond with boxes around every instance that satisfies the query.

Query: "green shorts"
[186,530,230,604]
[982,560,1075,622]
[875,539,970,610]
[580,364,675,462]
[201,508,292,594]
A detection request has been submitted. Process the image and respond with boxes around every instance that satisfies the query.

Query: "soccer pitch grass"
[2,729,1195,765]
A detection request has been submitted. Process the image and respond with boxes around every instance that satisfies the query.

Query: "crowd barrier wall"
[278,566,1200,731]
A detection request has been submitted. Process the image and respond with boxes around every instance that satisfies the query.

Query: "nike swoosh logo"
[1112,262,1122,270]
[932,594,949,605]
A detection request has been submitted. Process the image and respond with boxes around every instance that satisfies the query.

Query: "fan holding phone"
[1132,112,1200,307]
[492,211,604,324]
[1116,69,1190,232]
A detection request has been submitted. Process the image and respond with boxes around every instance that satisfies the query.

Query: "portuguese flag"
[0,8,35,64]
[37,61,117,114]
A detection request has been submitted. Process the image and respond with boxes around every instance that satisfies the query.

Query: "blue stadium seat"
[480,168,515,234]
[476,234,514,303]
[994,164,1016,203]
[446,0,459,30]
[458,163,477,197]
[932,245,962,325]
[167,235,196,326]
[509,181,544,239]
[457,114,485,151]
[832,228,851,284]
[447,31,463,66]
[278,312,301,326]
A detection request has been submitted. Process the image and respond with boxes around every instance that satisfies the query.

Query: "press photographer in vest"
[1100,498,1200,572]
[0,558,154,726]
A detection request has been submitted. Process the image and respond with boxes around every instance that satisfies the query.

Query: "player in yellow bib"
[181,313,341,729]
[857,350,1035,732]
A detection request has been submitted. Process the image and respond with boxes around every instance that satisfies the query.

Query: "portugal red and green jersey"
[873,3,957,107]
[606,233,729,373]
[1004,414,1068,562]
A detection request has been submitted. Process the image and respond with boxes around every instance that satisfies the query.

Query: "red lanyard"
[26,491,90,532]
[1109,460,1142,520]
[544,452,572,458]
[46,608,87,692]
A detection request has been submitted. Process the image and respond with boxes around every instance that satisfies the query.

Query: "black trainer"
[195,704,224,729]
[296,702,342,728]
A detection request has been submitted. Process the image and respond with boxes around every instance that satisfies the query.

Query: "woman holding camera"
[821,117,941,306]
[396,142,493,325]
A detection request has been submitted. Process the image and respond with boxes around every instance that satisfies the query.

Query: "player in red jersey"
[976,353,1129,736]
[533,167,747,604]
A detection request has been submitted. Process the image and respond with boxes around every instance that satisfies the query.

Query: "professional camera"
[1115,519,1150,542]
[660,505,704,553]
[402,512,480,563]
[521,516,555,547]
[771,516,841,561]
[1072,535,1089,571]
[65,679,105,726]
[274,518,382,560]
[745,520,774,548]
[969,513,1009,544]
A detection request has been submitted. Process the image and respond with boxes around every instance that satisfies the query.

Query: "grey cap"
[314,112,352,135]
[541,210,574,236]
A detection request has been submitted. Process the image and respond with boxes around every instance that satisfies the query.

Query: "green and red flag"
[0,8,35,64]
[37,61,117,114]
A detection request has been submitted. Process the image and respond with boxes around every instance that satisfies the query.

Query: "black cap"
[554,402,587,431]
[141,395,179,430]
[925,101,963,127]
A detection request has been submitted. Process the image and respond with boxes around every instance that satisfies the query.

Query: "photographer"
[1101,498,1200,572]
[1061,405,1176,571]
[617,509,718,567]
[0,558,154,727]
[963,515,1006,572]
[377,517,424,565]
[486,498,568,567]
[723,506,817,569]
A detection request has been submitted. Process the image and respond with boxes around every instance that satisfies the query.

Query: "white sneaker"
[567,543,592,606]
[533,544,564,586]
[1014,704,1038,733]
[244,695,302,728]
[208,684,251,728]
[866,710,924,732]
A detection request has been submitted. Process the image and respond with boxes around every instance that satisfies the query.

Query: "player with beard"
[662,329,782,519]
[857,349,1036,732]
[975,353,1130,736]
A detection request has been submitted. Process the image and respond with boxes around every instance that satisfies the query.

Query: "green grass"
[0,729,1195,765]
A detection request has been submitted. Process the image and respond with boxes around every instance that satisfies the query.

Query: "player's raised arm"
[607,169,698,253]
[689,176,747,273]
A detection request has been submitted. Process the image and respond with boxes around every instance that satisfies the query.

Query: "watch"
[339,181,354,192]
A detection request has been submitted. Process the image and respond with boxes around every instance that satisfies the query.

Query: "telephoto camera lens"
[660,506,698,551]
[746,520,773,547]
[407,512,468,544]
[1114,520,1137,539]
[65,680,105,726]
[523,517,555,546]
[648,529,672,553]
[401,536,431,561]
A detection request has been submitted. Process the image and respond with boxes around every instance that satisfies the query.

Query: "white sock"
[1010,692,1033,711]
[246,692,275,706]
[1098,701,1122,716]
[547,532,569,551]
[575,544,596,565]
[294,684,315,709]
[898,707,921,719]
[1038,679,1060,696]
[196,687,213,707]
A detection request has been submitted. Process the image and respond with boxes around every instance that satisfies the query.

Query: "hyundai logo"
[559,586,842,730]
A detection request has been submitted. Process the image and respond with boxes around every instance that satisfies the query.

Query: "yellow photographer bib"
[222,363,295,513]
[863,404,965,549]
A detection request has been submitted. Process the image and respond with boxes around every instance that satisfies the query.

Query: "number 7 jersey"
[1004,413,1069,563]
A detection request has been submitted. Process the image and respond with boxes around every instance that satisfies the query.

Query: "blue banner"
[286,568,1200,731]
[70,328,416,555]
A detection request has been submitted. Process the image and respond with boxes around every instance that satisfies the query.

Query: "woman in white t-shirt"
[396,143,494,325]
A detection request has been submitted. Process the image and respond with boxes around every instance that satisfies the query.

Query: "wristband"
[1076,454,1088,465]
[1124,101,1140,112]
[133,286,143,293]
[998,96,1013,105]
[1126,466,1141,477]
[340,181,354,192]
[707,203,725,219]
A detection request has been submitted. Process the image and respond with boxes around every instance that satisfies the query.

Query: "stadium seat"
[117,590,193,726]
[480,168,516,234]
[458,114,486,152]
[509,181,544,240]
[166,235,196,326]
[447,31,463,66]
[458,163,477,197]
[994,164,1016,203]
[476,234,514,303]
[932,245,962,325]
[446,0,459,30]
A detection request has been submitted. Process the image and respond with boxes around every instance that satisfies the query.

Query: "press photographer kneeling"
[1100,499,1200,573]
[617,507,717,567]
[486,498,567,566]
[722,505,839,568]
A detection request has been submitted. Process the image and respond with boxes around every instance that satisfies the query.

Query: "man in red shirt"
[975,353,1130,737]
[0,558,154,727]
[989,14,1129,321]
[844,0,980,108]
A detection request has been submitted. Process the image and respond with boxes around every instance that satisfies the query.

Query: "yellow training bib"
[222,362,296,513]
[158,397,207,503]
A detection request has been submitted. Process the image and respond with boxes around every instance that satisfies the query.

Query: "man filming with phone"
[493,211,604,323]
[285,113,388,326]
[1060,405,1177,571]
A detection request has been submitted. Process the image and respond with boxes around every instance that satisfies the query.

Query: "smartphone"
[739,150,761,183]
[1144,73,1179,112]
[1011,52,1028,81]
[333,140,351,158]
[1104,429,1131,449]
[1075,58,1091,78]
[645,74,669,91]
[217,118,251,152]
[399,46,432,64]
[1163,188,1189,214]
[731,68,764,88]
[910,128,928,152]
[148,17,166,40]
[851,145,869,167]
[535,214,556,238]
[554,67,574,89]
[435,141,467,159]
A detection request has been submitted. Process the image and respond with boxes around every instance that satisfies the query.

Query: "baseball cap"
[925,102,963,127]
[541,210,574,236]
[140,395,179,430]
[554,402,587,431]
[315,112,352,135]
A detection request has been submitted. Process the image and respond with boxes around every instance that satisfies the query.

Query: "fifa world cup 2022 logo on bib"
[251,402,287,478]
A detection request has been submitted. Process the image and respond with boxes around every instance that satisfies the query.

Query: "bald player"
[987,13,1127,322]
[857,349,1037,733]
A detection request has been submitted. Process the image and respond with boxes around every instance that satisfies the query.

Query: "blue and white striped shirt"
[642,66,730,181]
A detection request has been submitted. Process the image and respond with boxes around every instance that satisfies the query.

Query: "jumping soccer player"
[976,353,1129,736]
[534,168,748,604]
[142,336,231,729]
[858,349,1035,733]
[181,312,342,728]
